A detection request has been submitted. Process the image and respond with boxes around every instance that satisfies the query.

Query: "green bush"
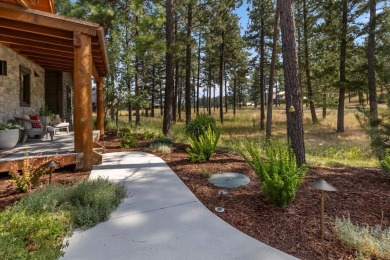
[119,128,138,148]
[186,126,220,162]
[140,130,156,140]
[92,116,110,130]
[149,143,173,154]
[380,154,390,174]
[151,136,173,146]
[334,217,390,259]
[240,141,307,208]
[0,209,70,259]
[68,178,127,228]
[0,178,126,258]
[186,114,216,139]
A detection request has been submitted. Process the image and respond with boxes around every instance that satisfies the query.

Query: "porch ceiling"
[0,2,108,77]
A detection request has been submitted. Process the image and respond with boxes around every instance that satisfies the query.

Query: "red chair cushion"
[29,115,41,128]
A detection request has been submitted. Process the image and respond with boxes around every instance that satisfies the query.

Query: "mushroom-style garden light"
[42,160,61,184]
[309,179,337,238]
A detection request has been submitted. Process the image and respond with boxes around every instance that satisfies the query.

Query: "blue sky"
[235,1,250,36]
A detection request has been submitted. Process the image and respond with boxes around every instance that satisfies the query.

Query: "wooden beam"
[0,27,73,47]
[0,35,73,53]
[15,0,29,8]
[0,3,98,36]
[14,46,72,57]
[0,153,82,173]
[0,18,73,39]
[97,28,109,77]
[24,53,74,63]
[42,66,72,72]
[92,62,99,80]
[73,33,93,171]
[96,77,105,136]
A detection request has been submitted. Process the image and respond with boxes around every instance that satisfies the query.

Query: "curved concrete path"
[63,152,297,260]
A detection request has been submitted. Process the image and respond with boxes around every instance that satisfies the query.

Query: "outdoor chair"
[50,115,70,135]
[15,116,54,144]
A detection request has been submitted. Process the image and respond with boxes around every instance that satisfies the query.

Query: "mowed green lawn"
[110,105,378,168]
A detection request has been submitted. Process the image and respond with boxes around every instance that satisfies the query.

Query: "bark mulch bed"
[1,132,389,259]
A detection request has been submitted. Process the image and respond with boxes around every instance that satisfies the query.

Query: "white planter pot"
[0,129,20,149]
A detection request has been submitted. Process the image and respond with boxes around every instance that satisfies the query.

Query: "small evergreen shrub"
[0,209,71,259]
[240,141,307,208]
[186,114,216,139]
[151,136,173,146]
[140,130,156,140]
[0,178,126,258]
[119,128,138,148]
[334,217,390,259]
[92,116,110,130]
[68,178,127,228]
[149,143,173,154]
[186,126,220,162]
[380,153,390,174]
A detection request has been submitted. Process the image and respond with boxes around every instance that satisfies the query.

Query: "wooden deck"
[0,131,100,173]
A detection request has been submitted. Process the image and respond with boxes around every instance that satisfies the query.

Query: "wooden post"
[73,32,93,171]
[96,77,105,136]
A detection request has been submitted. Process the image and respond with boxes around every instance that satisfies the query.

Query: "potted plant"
[38,106,55,124]
[0,123,22,149]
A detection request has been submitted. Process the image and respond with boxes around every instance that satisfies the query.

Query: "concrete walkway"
[62,152,297,260]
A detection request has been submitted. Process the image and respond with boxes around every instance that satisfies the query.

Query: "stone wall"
[0,44,45,123]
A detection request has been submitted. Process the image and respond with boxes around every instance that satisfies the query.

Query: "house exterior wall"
[61,72,74,130]
[0,44,45,123]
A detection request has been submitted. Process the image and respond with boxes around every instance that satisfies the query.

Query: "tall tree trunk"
[163,0,174,135]
[173,13,178,123]
[266,0,280,140]
[225,72,228,113]
[368,0,378,128]
[160,68,163,116]
[303,0,318,124]
[260,3,265,131]
[135,56,140,125]
[208,61,212,115]
[322,93,327,119]
[151,65,155,117]
[134,15,141,125]
[178,70,183,120]
[280,0,306,166]
[233,75,237,116]
[185,3,192,125]
[196,34,201,115]
[337,0,348,133]
[219,31,225,123]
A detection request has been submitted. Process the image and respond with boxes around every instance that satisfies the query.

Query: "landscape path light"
[42,160,61,184]
[309,179,337,238]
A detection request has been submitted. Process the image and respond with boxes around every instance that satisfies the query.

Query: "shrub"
[92,116,110,130]
[240,141,307,208]
[149,143,173,154]
[380,153,390,174]
[8,154,71,192]
[119,128,138,148]
[67,178,126,228]
[151,136,173,146]
[0,122,22,130]
[0,178,126,258]
[186,126,220,162]
[140,130,156,140]
[186,114,216,139]
[0,209,71,259]
[334,217,390,259]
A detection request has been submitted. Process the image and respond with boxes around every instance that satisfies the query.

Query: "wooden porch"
[0,1,109,170]
[0,131,102,173]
